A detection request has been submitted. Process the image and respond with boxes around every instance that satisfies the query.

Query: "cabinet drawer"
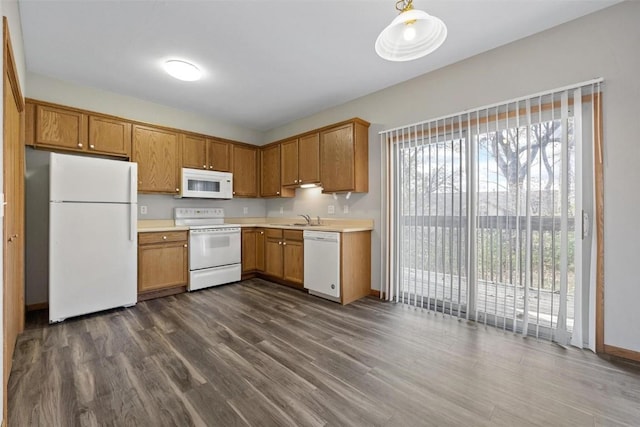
[265,228,283,239]
[283,230,303,241]
[139,231,188,245]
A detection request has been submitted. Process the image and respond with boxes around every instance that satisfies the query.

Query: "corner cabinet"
[242,228,265,274]
[132,125,181,194]
[261,144,294,198]
[320,119,369,193]
[280,133,320,187]
[138,231,188,300]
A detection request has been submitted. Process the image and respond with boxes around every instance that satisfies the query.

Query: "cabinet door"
[183,135,208,170]
[264,237,283,277]
[256,229,265,272]
[261,144,281,197]
[232,145,258,197]
[88,115,131,157]
[298,133,320,184]
[283,238,304,286]
[132,125,180,194]
[320,123,355,192]
[138,241,188,293]
[280,138,298,186]
[242,228,257,273]
[35,104,87,150]
[208,139,232,172]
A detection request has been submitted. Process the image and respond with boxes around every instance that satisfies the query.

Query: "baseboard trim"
[26,302,48,312]
[604,344,640,363]
[369,289,383,298]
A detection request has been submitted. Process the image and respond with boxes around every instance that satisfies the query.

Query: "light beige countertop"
[138,218,373,233]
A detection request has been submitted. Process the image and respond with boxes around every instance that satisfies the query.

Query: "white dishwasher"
[303,230,341,302]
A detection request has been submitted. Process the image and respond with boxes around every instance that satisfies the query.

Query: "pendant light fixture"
[375,0,447,62]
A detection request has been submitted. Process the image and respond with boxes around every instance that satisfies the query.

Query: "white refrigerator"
[49,153,138,323]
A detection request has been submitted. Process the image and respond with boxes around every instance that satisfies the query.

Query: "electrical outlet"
[140,205,148,215]
[243,207,248,215]
[328,205,335,214]
[343,205,349,214]
[280,206,284,214]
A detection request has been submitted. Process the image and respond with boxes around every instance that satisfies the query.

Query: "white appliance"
[174,208,241,290]
[178,168,233,199]
[303,230,341,302]
[49,153,137,323]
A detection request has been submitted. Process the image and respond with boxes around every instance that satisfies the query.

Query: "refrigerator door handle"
[130,203,136,242]
[129,165,137,204]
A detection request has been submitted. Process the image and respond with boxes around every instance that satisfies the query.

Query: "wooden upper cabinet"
[298,133,320,185]
[231,145,258,197]
[280,138,299,186]
[33,103,88,150]
[88,116,131,157]
[132,124,181,194]
[261,144,281,197]
[182,135,208,170]
[320,120,369,193]
[280,133,320,187]
[26,100,132,158]
[208,139,232,172]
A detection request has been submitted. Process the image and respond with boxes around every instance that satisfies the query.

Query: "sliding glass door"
[385,82,600,347]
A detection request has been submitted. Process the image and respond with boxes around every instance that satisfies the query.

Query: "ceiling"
[19,0,619,132]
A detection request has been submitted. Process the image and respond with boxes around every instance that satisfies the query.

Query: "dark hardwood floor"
[8,279,640,426]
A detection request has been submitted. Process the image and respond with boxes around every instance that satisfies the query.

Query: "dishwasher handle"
[303,231,340,243]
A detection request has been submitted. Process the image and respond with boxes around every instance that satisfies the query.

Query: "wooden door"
[280,138,298,186]
[208,139,231,172]
[182,135,207,170]
[242,228,257,272]
[88,115,131,157]
[3,18,25,426]
[232,145,258,197]
[132,125,180,194]
[261,144,281,197]
[320,123,354,192]
[298,133,320,184]
[35,104,87,151]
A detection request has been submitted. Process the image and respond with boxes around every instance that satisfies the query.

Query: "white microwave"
[178,168,233,199]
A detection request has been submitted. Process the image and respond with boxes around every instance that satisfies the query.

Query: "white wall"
[26,72,263,145]
[264,1,640,352]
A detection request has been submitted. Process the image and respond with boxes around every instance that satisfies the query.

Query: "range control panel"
[174,207,225,220]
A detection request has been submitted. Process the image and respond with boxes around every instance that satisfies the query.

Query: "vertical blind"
[383,79,602,347]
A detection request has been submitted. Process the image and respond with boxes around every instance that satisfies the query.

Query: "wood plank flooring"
[8,279,640,426]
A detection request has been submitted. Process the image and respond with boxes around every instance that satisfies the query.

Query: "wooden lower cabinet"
[282,231,303,285]
[264,229,284,277]
[242,228,265,273]
[138,231,188,300]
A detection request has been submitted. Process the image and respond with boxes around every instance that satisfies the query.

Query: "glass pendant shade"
[375,8,447,62]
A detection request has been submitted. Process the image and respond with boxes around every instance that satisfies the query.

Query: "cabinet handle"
[276,191,280,195]
[163,236,167,240]
[278,241,282,245]
[260,231,264,235]
[203,165,207,169]
[283,242,287,246]
[176,188,180,192]
[233,191,236,195]
[294,179,298,183]
[77,143,83,148]
[183,244,188,248]
[8,234,17,242]
[209,166,214,169]
[90,144,95,149]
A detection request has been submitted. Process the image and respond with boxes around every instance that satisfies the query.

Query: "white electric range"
[174,208,241,291]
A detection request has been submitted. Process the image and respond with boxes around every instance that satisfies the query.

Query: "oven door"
[189,228,241,270]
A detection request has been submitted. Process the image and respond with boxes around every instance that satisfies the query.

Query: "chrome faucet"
[299,214,311,225]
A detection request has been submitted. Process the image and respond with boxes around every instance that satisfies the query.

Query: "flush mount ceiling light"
[375,0,447,62]
[163,59,202,81]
